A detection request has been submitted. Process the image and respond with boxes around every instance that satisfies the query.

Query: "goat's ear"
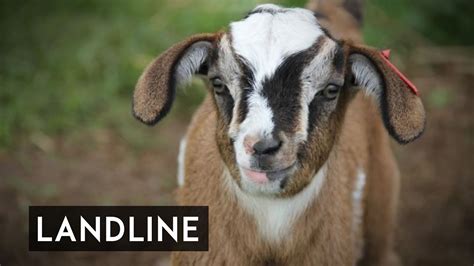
[133,34,216,125]
[348,45,426,144]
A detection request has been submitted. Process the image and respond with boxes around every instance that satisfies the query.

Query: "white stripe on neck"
[224,163,327,244]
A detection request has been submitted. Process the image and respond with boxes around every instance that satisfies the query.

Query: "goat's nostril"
[253,138,282,155]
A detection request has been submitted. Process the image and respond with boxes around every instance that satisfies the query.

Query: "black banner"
[29,206,208,251]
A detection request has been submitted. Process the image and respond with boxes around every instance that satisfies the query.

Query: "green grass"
[364,0,473,47]
[0,0,305,148]
[0,0,471,148]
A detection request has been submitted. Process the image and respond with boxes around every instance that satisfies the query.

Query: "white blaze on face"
[233,91,274,170]
[230,4,323,83]
[229,4,324,169]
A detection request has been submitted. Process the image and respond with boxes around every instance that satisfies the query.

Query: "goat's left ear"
[133,34,216,125]
[348,45,426,144]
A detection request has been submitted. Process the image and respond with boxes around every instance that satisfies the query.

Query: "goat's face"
[133,4,425,197]
[210,5,349,195]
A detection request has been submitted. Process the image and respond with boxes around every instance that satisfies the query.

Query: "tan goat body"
[133,1,425,265]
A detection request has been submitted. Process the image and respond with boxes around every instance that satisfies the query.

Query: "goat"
[132,2,425,265]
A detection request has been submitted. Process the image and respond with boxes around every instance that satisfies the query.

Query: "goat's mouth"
[240,162,297,185]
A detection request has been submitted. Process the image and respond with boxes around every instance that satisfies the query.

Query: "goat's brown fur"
[349,45,426,143]
[133,34,216,125]
[307,0,364,43]
[133,1,424,265]
[174,91,400,265]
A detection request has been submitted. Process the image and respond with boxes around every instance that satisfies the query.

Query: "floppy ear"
[133,34,216,125]
[349,45,426,144]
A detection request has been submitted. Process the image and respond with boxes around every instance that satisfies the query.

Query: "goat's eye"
[321,84,340,100]
[211,78,226,95]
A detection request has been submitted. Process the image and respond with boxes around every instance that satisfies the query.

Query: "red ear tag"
[380,49,419,95]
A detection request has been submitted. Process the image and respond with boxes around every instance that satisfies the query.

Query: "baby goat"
[133,3,425,265]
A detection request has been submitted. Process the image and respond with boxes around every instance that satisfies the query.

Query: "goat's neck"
[222,162,328,245]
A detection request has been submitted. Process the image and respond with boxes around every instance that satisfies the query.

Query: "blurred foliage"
[0,0,472,148]
[427,88,454,109]
[364,0,474,47]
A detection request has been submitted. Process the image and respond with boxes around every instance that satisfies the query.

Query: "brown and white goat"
[132,3,425,265]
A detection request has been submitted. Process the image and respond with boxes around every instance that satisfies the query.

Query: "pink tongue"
[244,169,268,184]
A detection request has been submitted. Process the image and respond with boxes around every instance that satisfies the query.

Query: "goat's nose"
[253,137,282,155]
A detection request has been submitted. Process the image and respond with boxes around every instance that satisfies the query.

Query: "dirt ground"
[0,51,473,265]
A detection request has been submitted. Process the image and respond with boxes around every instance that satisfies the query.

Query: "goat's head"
[133,4,425,196]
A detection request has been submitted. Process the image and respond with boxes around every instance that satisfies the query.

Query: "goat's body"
[173,93,400,265]
[131,0,424,263]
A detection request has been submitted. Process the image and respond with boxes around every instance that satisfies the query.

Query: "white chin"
[239,168,283,196]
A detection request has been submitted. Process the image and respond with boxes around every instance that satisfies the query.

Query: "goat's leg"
[359,139,401,266]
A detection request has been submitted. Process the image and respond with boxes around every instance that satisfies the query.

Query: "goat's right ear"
[133,34,216,125]
[348,44,426,144]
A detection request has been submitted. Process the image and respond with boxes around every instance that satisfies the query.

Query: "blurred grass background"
[1,0,472,149]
